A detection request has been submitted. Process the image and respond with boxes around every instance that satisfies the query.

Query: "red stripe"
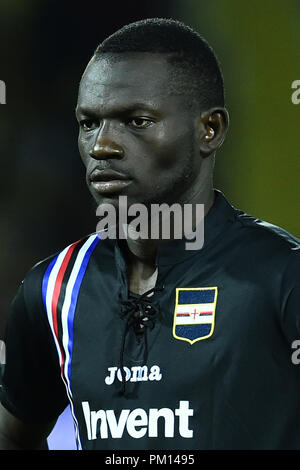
[176,311,213,316]
[51,241,80,368]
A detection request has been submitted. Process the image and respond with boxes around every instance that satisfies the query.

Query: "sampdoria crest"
[172,287,218,344]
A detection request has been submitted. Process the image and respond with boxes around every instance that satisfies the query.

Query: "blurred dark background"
[1,0,300,338]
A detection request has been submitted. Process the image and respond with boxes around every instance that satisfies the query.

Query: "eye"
[80,119,98,132]
[128,117,154,129]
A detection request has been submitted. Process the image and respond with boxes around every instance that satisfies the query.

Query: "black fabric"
[0,275,68,424]
[1,190,300,449]
[118,286,163,395]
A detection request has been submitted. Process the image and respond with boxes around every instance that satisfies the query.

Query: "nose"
[89,121,124,160]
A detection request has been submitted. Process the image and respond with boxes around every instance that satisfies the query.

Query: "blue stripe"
[42,254,59,311]
[178,289,216,305]
[66,236,100,382]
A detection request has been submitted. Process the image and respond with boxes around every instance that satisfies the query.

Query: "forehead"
[77,53,175,112]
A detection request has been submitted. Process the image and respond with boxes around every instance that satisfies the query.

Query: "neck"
[125,172,215,266]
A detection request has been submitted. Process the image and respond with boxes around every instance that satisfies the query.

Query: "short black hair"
[93,18,225,110]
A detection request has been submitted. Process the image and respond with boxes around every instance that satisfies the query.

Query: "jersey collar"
[114,189,237,269]
[155,189,237,267]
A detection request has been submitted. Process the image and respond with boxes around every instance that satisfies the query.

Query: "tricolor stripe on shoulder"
[42,233,101,449]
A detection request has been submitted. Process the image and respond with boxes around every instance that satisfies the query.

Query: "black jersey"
[1,190,300,450]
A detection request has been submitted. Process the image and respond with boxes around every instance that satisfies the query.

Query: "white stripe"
[45,245,72,363]
[175,314,214,325]
[60,235,97,388]
[44,244,83,448]
[176,303,214,313]
[59,234,98,450]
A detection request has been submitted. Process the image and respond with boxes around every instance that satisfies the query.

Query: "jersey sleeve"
[0,262,69,424]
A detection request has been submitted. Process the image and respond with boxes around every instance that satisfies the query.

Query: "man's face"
[76,53,203,210]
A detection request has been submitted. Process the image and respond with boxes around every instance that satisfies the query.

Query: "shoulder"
[21,232,108,310]
[228,200,300,259]
[234,206,300,249]
[227,202,300,286]
[213,191,300,257]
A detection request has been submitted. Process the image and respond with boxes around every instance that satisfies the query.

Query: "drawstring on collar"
[118,284,163,395]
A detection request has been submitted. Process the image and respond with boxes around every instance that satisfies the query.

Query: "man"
[1,18,300,450]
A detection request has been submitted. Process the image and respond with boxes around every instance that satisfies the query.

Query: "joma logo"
[105,365,162,385]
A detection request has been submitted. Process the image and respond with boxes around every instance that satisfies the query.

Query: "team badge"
[172,287,218,344]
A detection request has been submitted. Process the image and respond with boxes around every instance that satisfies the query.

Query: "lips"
[89,168,132,194]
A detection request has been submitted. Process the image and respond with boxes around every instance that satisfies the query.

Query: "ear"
[197,107,229,157]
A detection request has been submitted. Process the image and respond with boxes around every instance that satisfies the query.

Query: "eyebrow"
[75,102,162,119]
